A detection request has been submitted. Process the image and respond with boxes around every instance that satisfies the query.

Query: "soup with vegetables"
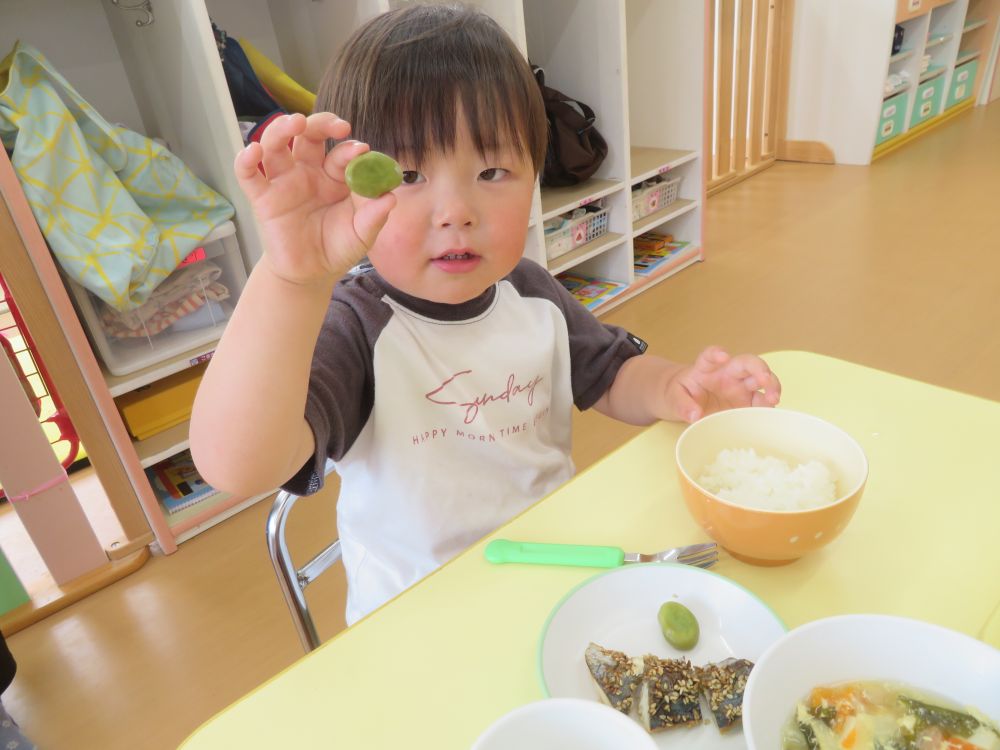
[781,681,1000,750]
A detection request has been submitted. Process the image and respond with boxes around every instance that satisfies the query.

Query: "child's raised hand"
[235,112,396,286]
[667,346,781,423]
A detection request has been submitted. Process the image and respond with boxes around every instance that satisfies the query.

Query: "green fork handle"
[484,539,625,568]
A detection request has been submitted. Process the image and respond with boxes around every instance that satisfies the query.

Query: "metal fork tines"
[623,542,719,569]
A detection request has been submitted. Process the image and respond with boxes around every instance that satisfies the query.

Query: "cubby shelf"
[920,65,947,82]
[632,200,699,237]
[103,341,218,399]
[2,0,707,552]
[134,421,191,469]
[167,491,275,544]
[548,234,626,277]
[785,0,1000,165]
[629,147,698,183]
[539,180,622,220]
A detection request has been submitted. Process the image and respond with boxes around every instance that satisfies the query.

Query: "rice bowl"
[675,408,868,565]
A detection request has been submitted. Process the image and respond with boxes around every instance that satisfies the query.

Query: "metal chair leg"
[266,490,342,653]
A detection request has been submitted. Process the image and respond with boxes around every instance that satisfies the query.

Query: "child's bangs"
[368,78,540,170]
[323,5,547,173]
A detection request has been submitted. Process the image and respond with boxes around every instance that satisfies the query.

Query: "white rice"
[696,448,838,511]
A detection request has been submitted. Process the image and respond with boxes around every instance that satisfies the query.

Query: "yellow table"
[181,351,1000,749]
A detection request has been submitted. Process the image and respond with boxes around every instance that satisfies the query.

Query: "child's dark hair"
[316,3,547,174]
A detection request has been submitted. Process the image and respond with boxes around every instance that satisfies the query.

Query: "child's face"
[361,116,536,304]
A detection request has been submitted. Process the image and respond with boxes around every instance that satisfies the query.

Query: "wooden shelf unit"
[539,180,623,220]
[1,0,707,551]
[629,147,699,182]
[548,233,626,277]
[632,199,699,238]
[784,0,1000,165]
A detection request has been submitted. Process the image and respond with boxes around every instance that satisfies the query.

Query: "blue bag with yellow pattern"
[0,42,234,312]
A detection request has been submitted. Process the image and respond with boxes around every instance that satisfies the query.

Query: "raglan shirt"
[284,258,646,624]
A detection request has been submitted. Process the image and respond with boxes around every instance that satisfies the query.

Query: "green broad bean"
[345,151,403,198]
[657,601,699,650]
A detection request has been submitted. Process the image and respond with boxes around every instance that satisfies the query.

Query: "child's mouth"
[432,249,481,273]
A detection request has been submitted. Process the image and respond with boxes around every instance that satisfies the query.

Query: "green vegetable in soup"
[796,720,821,750]
[780,723,812,750]
[345,151,403,198]
[810,704,838,726]
[782,681,1000,750]
[657,601,699,650]
[899,695,981,738]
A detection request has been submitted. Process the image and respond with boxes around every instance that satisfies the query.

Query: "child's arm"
[190,113,394,497]
[593,346,781,425]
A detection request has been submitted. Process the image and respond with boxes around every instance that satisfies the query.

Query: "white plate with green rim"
[537,563,786,749]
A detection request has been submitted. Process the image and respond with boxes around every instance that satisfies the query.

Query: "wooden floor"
[5,103,1000,750]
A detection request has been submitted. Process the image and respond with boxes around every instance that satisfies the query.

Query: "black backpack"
[532,65,609,187]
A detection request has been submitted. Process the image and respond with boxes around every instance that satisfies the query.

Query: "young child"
[190,4,780,625]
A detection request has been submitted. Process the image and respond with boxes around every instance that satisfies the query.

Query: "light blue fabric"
[0,41,234,311]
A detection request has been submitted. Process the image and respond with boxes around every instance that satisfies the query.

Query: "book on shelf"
[633,232,691,277]
[145,449,221,514]
[556,273,628,310]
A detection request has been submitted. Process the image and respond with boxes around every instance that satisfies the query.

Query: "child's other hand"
[667,346,781,423]
[235,112,396,286]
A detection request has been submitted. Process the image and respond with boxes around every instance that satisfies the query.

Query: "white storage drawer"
[64,221,246,376]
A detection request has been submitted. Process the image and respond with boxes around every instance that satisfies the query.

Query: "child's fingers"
[234,143,268,201]
[756,370,782,405]
[672,376,706,423]
[694,345,730,372]
[259,113,306,178]
[323,139,371,183]
[291,113,352,165]
[676,389,703,423]
[352,192,396,249]
[730,357,781,404]
[751,386,780,407]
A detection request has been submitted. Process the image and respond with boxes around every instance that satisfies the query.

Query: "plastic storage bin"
[631,175,682,221]
[912,75,944,126]
[544,204,610,260]
[946,59,978,109]
[114,361,207,440]
[64,220,246,376]
[875,92,909,146]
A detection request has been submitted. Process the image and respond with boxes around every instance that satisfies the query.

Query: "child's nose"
[433,189,477,228]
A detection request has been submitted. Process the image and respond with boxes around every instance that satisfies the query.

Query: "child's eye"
[479,168,509,182]
[401,170,425,184]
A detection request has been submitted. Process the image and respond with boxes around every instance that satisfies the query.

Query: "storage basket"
[631,175,682,221]
[544,204,610,260]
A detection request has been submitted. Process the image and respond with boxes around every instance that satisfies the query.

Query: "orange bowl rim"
[674,407,870,517]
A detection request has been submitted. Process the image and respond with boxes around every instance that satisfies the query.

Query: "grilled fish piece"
[698,657,754,732]
[584,642,644,715]
[637,655,703,732]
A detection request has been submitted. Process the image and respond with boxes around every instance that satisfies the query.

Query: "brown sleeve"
[507,259,647,410]
[281,273,392,495]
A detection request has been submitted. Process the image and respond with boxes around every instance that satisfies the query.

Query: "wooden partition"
[707,0,786,194]
[0,151,153,631]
